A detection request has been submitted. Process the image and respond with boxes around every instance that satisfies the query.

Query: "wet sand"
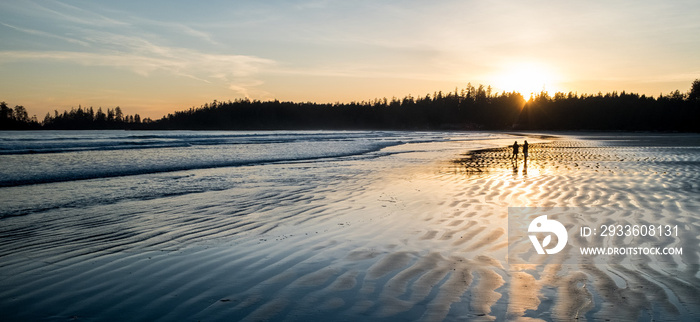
[0,133,699,321]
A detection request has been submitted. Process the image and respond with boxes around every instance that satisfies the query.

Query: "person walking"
[512,141,519,159]
[523,140,529,160]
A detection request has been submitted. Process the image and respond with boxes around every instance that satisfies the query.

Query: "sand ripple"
[1,134,699,320]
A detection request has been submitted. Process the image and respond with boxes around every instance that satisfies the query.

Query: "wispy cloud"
[127,17,220,46]
[32,0,129,27]
[0,0,274,96]
[0,22,90,47]
[0,48,275,85]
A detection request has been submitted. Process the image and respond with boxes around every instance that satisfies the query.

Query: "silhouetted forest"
[2,80,699,131]
[0,102,148,130]
[0,102,41,130]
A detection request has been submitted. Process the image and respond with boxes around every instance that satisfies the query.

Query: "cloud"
[0,22,91,47]
[30,0,129,27]
[228,80,271,99]
[0,1,275,97]
[130,17,220,46]
[0,48,275,83]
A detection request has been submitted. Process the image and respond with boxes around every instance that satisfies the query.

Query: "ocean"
[0,131,503,218]
[1,131,698,321]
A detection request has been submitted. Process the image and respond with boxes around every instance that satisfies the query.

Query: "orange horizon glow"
[1,1,698,120]
[491,62,563,99]
[5,74,697,121]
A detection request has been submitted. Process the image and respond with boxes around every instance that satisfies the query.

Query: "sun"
[494,62,559,97]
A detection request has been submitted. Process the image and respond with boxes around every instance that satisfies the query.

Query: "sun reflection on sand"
[1,134,698,321]
[444,136,700,321]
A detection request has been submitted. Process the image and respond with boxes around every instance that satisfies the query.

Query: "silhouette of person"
[523,140,529,160]
[512,141,519,159]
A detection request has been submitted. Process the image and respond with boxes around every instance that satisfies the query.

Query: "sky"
[1,0,699,119]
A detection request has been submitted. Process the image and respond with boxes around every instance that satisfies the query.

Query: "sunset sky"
[1,0,699,119]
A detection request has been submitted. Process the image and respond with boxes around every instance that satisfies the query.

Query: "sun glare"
[494,63,559,98]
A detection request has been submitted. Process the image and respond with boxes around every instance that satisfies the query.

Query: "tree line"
[0,103,150,130]
[154,84,525,130]
[0,103,40,130]
[516,88,698,131]
[2,80,699,131]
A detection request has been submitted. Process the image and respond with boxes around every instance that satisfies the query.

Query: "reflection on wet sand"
[451,137,700,321]
[1,135,698,321]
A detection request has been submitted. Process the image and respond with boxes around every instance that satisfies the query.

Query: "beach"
[0,131,698,321]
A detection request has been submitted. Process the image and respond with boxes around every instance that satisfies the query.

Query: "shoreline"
[0,132,698,321]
